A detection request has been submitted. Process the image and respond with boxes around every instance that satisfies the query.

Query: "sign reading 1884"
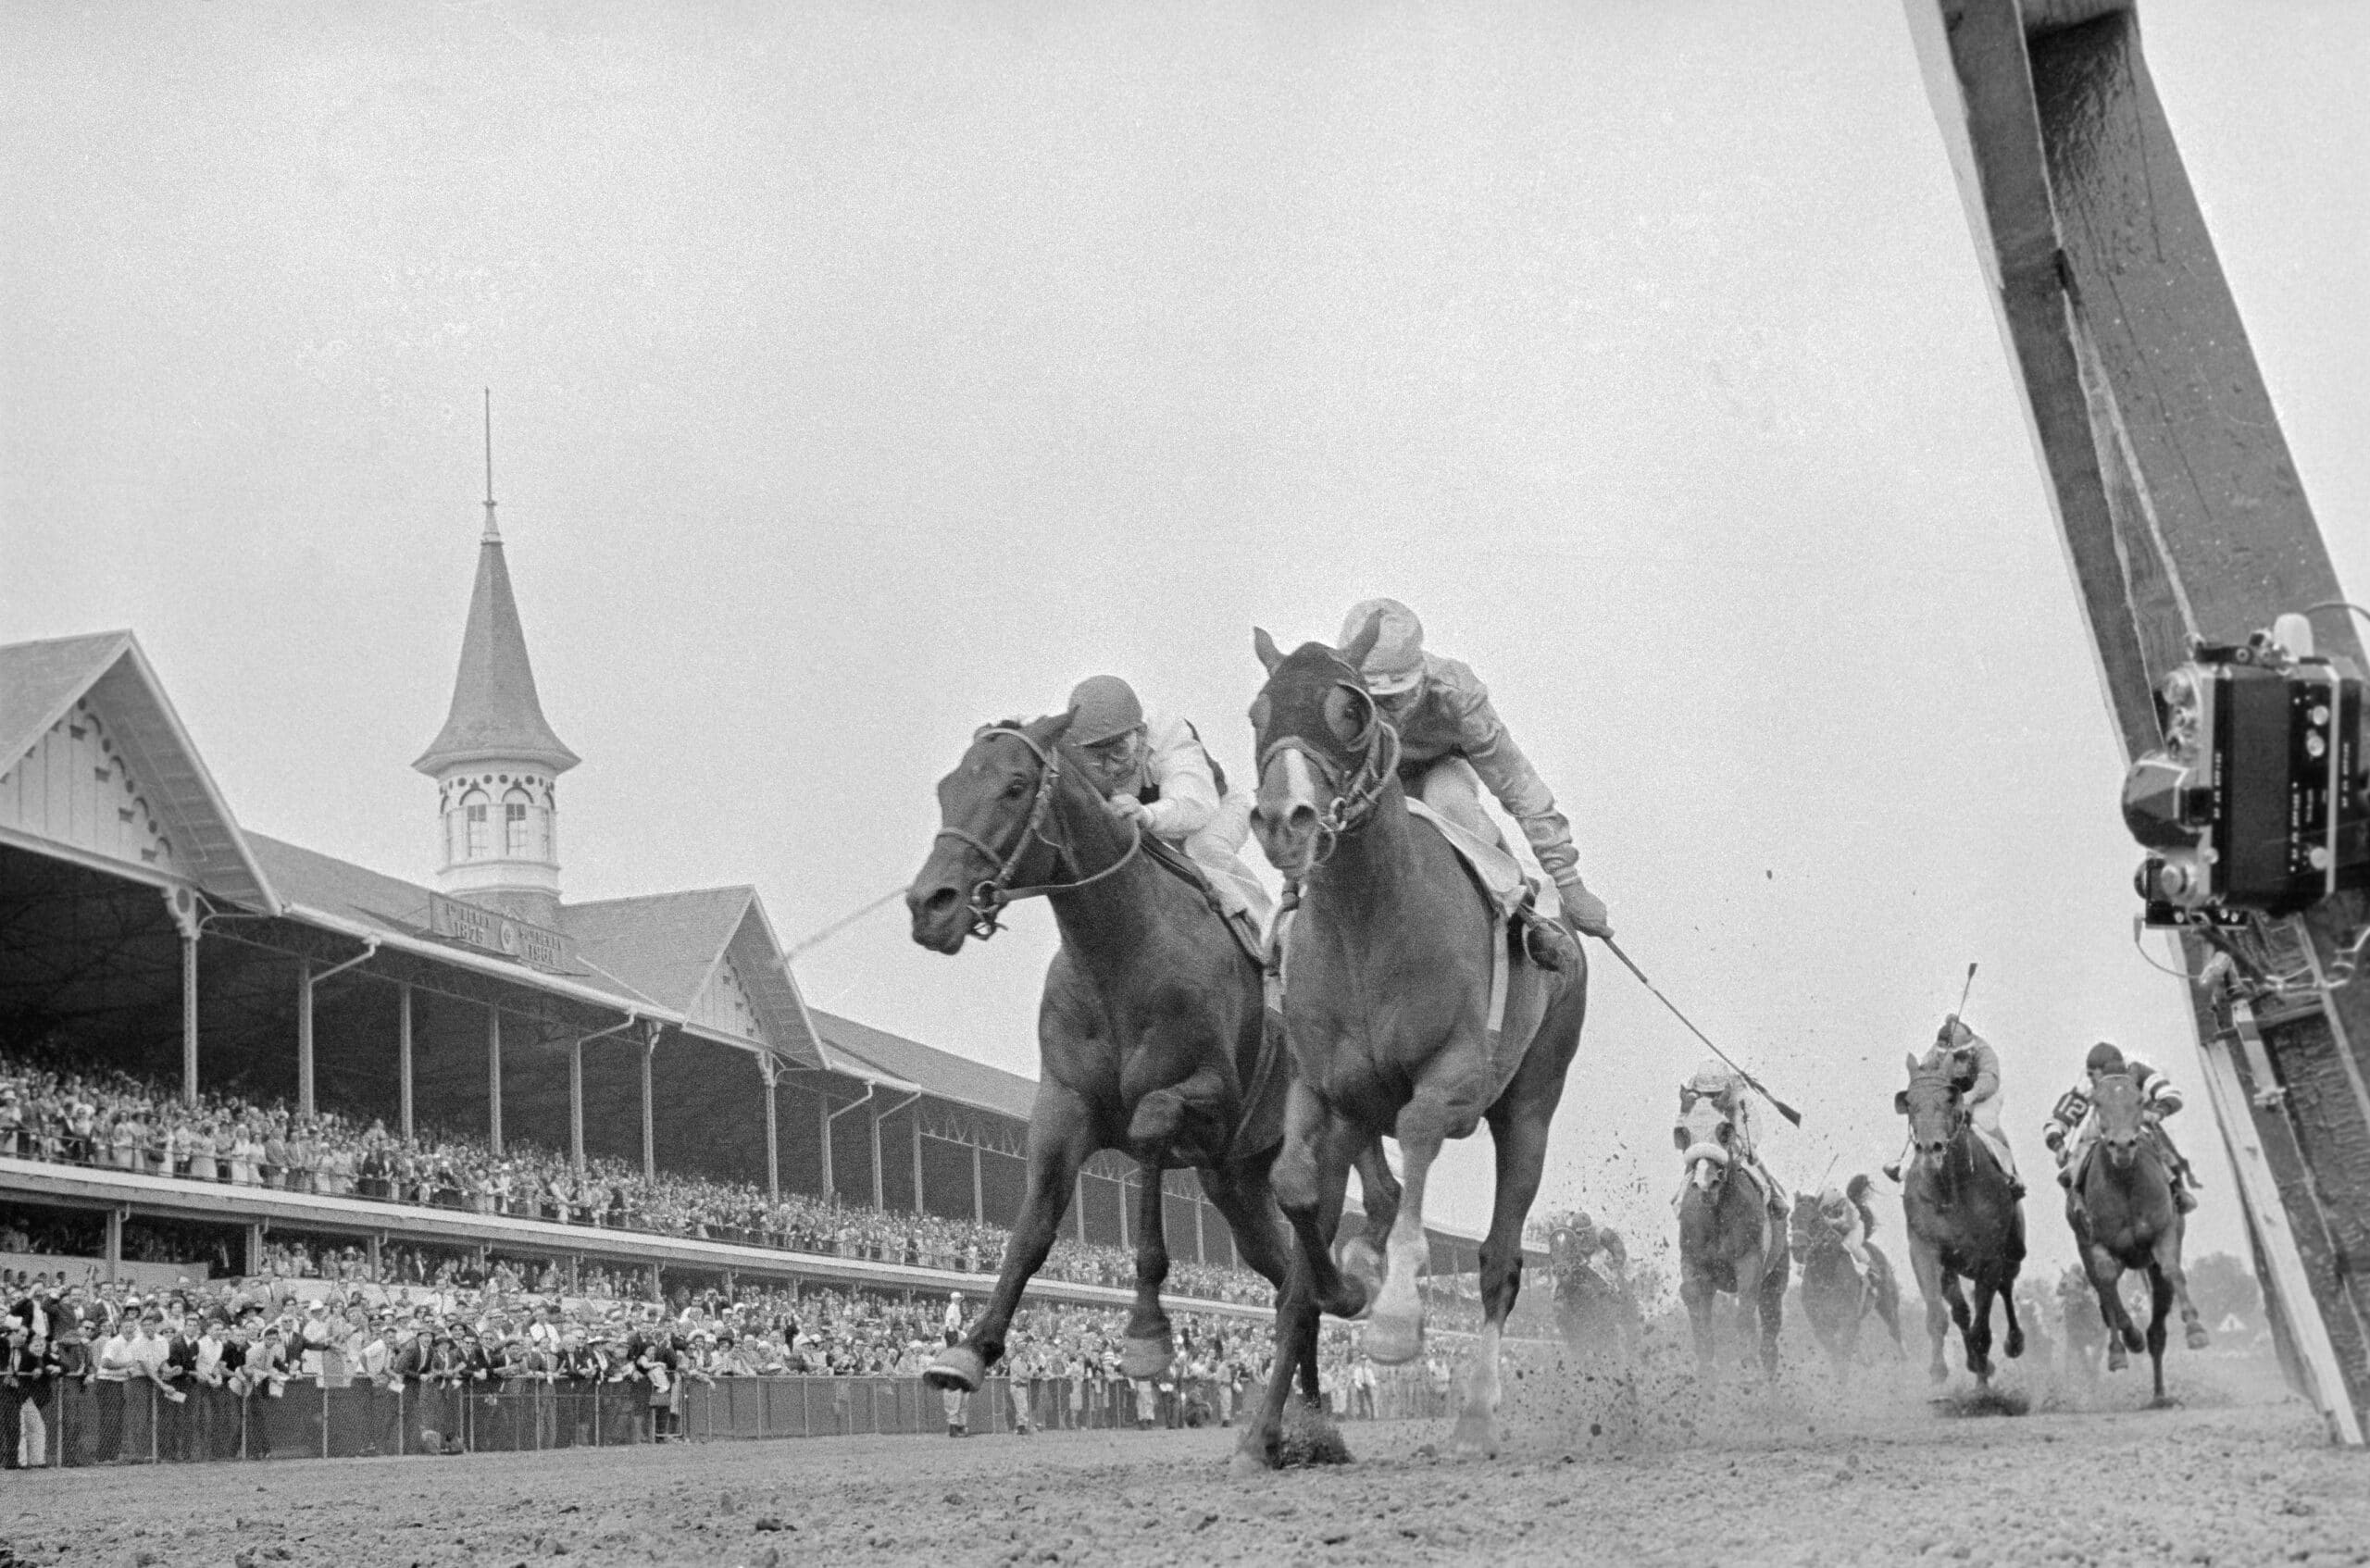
[428,893,574,972]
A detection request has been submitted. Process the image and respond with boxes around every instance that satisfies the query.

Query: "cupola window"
[463,788,491,858]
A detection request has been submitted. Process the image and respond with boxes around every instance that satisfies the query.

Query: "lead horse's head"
[2089,1071,2149,1173]
[1672,1092,1735,1200]
[1246,616,1399,879]
[1894,1052,1970,1169]
[907,712,1078,953]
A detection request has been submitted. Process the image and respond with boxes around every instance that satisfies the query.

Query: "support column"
[818,1095,835,1199]
[1192,1182,1208,1267]
[167,890,199,1108]
[911,1113,925,1217]
[486,1006,504,1156]
[243,1223,264,1278]
[295,958,315,1119]
[397,983,415,1143]
[569,1037,585,1173]
[761,1058,780,1203]
[869,1104,884,1212]
[640,1027,659,1183]
[1116,1164,1129,1251]
[104,1207,124,1283]
[971,1140,984,1226]
[1074,1172,1088,1244]
[366,1233,383,1281]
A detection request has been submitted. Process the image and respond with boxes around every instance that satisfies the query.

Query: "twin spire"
[413,390,578,778]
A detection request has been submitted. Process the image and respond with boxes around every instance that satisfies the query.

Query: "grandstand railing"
[0,1155,1271,1319]
[1,1372,1451,1467]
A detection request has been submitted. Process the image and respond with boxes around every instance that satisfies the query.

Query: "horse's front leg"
[1998,1270,2026,1361]
[2085,1244,2143,1369]
[1198,1160,1320,1407]
[927,1083,1093,1393]
[1453,1088,1559,1456]
[1906,1236,1951,1384]
[2145,1265,2176,1403]
[1120,1158,1175,1379]
[1963,1276,1997,1385]
[2152,1215,2210,1351]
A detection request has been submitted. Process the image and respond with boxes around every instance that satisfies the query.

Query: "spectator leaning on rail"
[2045,1040,2199,1225]
[1335,598,1611,969]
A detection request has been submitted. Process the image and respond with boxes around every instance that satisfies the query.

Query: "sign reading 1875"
[428,892,574,973]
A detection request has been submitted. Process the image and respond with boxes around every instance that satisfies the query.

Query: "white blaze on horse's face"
[1253,747,1325,876]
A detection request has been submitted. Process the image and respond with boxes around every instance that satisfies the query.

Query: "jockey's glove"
[1103,795,1152,829]
[1558,877,1613,940]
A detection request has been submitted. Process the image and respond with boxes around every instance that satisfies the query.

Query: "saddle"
[1139,834,1266,970]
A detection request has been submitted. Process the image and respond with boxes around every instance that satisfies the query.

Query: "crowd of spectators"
[0,1052,1283,1305]
[2,1257,1453,1466]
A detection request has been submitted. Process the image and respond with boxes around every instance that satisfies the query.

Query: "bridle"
[932,725,1142,940]
[1254,678,1403,874]
[1903,1076,1972,1188]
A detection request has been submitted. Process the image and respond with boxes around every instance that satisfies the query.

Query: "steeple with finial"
[414,391,578,927]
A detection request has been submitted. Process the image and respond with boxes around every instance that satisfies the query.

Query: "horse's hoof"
[2149,1394,2180,1411]
[2106,1345,2129,1372]
[1365,1311,1423,1367]
[1229,1445,1276,1478]
[1121,1335,1174,1381]
[2121,1325,2145,1353]
[2186,1325,2211,1351]
[1451,1413,1499,1459]
[2005,1327,2026,1360]
[923,1346,985,1393]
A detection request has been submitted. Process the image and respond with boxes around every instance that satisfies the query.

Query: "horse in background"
[1547,1220,1642,1362]
[1233,626,1589,1469]
[1788,1176,1903,1383]
[907,713,1398,1404]
[1896,1052,2026,1387]
[2070,1070,2208,1402]
[1673,1093,1789,1379]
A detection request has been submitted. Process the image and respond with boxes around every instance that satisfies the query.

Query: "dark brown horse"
[908,714,1379,1399]
[1788,1180,1904,1384]
[1548,1224,1641,1362]
[2070,1071,2208,1401]
[1896,1052,2026,1386]
[1232,626,1589,1469]
[1673,1100,1789,1378]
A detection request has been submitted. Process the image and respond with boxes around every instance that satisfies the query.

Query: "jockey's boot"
[1523,915,1578,972]
[1882,1162,1902,1184]
[2174,1181,2199,1214]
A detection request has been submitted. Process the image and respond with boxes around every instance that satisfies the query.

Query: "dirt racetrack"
[5,1354,2364,1568]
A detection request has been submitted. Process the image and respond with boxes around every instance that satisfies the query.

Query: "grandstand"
[0,519,1524,1304]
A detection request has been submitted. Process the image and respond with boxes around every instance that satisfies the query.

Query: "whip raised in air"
[1597,936,1802,1126]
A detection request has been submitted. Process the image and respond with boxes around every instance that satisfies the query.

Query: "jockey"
[2045,1040,2199,1217]
[1338,598,1610,970]
[1885,1015,2025,1197]
[1681,1059,1788,1212]
[1066,675,1273,941]
[1815,1182,1873,1272]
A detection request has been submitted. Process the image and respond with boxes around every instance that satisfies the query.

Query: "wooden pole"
[295,959,314,1119]
[569,1037,585,1172]
[1909,0,2370,1444]
[486,1006,504,1156]
[397,983,415,1143]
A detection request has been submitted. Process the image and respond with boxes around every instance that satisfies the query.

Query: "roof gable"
[564,888,827,1068]
[0,632,278,912]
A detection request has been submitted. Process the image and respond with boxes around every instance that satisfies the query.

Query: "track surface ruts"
[3,1366,2362,1566]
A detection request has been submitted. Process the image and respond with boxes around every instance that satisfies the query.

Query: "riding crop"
[1597,936,1803,1126]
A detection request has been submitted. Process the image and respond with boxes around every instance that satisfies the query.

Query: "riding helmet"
[1066,676,1144,746]
[2085,1040,2126,1073]
[1340,598,1426,695]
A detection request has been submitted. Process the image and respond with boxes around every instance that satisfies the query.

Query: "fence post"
[397,1385,405,1457]
[320,1382,330,1460]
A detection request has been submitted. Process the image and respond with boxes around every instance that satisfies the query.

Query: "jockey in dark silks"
[2046,1040,2199,1221]
[1337,598,1611,970]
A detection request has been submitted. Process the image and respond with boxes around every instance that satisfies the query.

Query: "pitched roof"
[809,1009,1039,1124]
[412,537,579,775]
[563,888,828,1069]
[0,631,279,912]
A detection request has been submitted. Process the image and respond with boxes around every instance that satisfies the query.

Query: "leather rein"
[933,725,1142,940]
[1254,681,1403,879]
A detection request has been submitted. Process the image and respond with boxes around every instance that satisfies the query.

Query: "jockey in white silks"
[1338,599,1610,971]
[1815,1183,1873,1271]
[1680,1059,1788,1212]
[1067,676,1272,941]
[1886,1015,2024,1197]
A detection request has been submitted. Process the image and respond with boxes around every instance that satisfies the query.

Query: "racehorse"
[2070,1070,2208,1401]
[907,712,1400,1400]
[1787,1181,1903,1384]
[1896,1052,2026,1386]
[1232,625,1589,1468]
[1673,1095,1789,1378]
[1547,1224,1641,1362]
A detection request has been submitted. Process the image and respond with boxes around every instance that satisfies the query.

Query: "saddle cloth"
[1402,799,1551,1099]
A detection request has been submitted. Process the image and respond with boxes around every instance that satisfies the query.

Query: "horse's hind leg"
[929,1084,1093,1393]
[1342,1139,1402,1305]
[1759,1248,1790,1383]
[1120,1158,1176,1380]
[1455,1093,1557,1456]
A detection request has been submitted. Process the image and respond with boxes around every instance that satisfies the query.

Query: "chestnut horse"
[1673,1099,1789,1378]
[908,714,1396,1401]
[1896,1053,2026,1386]
[1233,626,1589,1469]
[2070,1071,2208,1402]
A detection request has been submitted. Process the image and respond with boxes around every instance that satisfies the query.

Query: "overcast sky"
[6,2,2364,1283]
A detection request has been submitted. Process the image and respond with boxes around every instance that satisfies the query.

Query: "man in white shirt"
[97,1306,179,1462]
